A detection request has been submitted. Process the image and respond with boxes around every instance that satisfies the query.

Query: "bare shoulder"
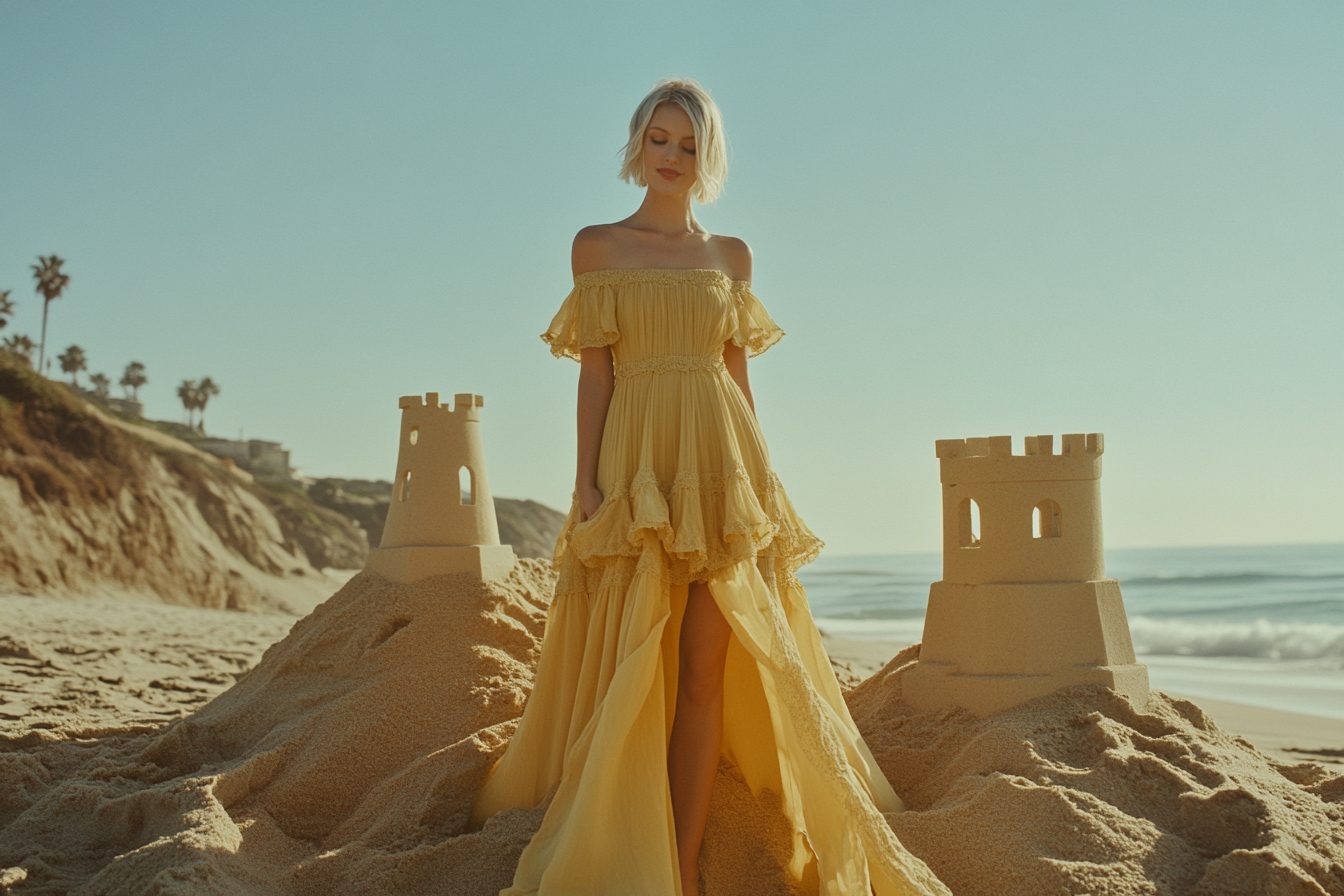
[572,225,621,277]
[710,234,753,282]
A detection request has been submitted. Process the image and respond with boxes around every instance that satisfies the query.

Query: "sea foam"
[1127,616,1344,661]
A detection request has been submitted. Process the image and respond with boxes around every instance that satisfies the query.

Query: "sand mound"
[848,645,1344,896]
[0,562,557,895]
[2,569,1341,895]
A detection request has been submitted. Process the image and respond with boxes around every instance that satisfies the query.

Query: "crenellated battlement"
[397,392,484,422]
[935,432,1103,459]
[936,433,1103,485]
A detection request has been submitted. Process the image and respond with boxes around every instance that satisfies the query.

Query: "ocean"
[801,543,1344,720]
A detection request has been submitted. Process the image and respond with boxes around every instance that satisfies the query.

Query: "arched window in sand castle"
[1033,499,1061,539]
[399,470,411,503]
[958,497,981,548]
[459,465,475,506]
[408,425,419,446]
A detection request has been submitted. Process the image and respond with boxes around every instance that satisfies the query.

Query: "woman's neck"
[624,188,703,237]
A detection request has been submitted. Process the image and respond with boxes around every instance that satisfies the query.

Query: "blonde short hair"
[619,79,727,204]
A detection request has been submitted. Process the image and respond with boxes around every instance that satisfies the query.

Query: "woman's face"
[641,102,697,197]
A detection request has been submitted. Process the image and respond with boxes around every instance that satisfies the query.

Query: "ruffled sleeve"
[541,282,619,361]
[730,282,785,357]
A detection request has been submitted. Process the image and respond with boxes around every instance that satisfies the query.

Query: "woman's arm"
[718,236,755,413]
[723,342,755,416]
[576,345,615,520]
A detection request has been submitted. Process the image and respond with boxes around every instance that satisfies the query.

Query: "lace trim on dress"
[572,268,743,288]
[614,355,727,379]
[669,461,749,495]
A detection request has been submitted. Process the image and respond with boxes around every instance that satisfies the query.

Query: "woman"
[471,79,947,896]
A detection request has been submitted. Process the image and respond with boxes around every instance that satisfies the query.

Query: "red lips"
[656,168,681,180]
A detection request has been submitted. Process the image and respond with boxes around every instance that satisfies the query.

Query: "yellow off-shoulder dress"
[471,269,947,896]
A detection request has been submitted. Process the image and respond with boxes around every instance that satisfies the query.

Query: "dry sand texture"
[2,565,1343,895]
[823,637,1344,770]
[0,592,305,737]
[0,563,559,896]
[850,646,1344,896]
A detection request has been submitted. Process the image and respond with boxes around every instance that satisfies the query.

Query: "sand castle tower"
[364,392,517,583]
[902,433,1148,715]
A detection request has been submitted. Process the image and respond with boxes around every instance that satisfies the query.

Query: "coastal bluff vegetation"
[0,352,564,611]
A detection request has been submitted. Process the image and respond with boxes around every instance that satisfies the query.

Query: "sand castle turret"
[902,433,1149,715]
[364,392,516,583]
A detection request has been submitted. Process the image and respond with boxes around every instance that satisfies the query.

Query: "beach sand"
[2,574,1341,894]
[822,634,1344,768]
[0,573,355,739]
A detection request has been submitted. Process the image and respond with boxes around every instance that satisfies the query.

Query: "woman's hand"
[578,484,604,521]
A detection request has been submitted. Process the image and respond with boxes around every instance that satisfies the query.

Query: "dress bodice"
[540,267,813,588]
[542,268,785,370]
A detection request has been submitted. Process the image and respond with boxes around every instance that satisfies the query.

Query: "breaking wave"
[1121,571,1343,588]
[1128,616,1344,661]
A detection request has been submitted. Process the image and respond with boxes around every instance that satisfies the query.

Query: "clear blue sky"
[2,2,1340,554]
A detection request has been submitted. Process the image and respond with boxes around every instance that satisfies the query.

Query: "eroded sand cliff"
[0,356,357,612]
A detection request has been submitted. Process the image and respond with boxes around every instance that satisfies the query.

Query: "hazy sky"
[2,2,1340,554]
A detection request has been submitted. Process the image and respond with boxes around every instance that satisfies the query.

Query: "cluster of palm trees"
[1,254,70,373]
[176,377,221,432]
[41,342,149,403]
[2,255,221,434]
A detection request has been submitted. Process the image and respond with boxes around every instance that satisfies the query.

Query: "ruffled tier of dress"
[557,462,823,594]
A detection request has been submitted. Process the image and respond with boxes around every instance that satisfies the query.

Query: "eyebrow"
[646,126,695,140]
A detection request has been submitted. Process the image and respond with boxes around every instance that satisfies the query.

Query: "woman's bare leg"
[668,580,732,896]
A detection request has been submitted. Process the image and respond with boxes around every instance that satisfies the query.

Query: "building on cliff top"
[196,438,293,480]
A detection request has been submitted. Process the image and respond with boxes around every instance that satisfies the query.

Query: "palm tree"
[0,290,14,331]
[177,379,199,428]
[196,376,221,433]
[120,361,148,400]
[58,345,87,387]
[2,334,36,366]
[31,255,70,375]
[89,372,111,398]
